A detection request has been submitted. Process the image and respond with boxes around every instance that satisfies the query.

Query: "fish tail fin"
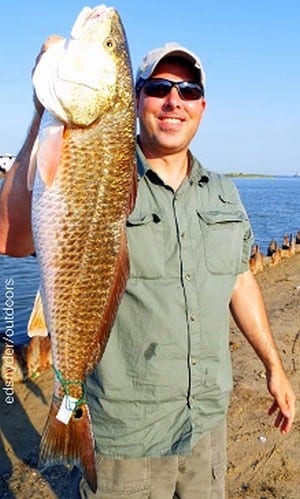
[27,289,48,337]
[39,398,97,493]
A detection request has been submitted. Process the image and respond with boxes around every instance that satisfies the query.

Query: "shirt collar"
[136,139,210,188]
[188,155,210,187]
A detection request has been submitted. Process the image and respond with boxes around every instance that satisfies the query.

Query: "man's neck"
[142,149,190,191]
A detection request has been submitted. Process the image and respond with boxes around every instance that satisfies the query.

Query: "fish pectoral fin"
[27,288,48,337]
[37,122,64,188]
[27,137,39,191]
[39,398,97,493]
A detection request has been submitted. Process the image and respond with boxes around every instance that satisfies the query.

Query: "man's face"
[137,60,206,158]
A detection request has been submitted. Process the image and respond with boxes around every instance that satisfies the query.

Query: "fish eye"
[105,38,114,49]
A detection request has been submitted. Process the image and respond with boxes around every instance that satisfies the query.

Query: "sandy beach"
[0,253,299,498]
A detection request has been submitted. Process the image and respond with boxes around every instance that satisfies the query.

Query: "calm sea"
[232,176,300,252]
[0,176,299,344]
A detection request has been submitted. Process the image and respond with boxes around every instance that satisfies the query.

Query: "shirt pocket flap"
[126,212,161,227]
[197,209,247,225]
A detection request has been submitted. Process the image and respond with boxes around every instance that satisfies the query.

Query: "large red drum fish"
[28,5,136,492]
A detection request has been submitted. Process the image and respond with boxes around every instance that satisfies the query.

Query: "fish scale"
[34,116,135,390]
[29,5,136,492]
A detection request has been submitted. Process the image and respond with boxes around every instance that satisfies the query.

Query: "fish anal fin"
[27,289,48,337]
[37,123,64,188]
[39,398,97,493]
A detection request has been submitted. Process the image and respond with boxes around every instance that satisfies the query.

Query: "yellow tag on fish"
[56,395,79,425]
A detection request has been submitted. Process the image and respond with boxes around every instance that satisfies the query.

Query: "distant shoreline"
[1,170,299,181]
[226,173,273,179]
[225,173,300,179]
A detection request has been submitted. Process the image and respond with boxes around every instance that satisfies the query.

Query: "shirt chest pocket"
[197,209,247,275]
[126,212,164,279]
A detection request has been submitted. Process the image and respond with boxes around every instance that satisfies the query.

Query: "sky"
[0,0,299,175]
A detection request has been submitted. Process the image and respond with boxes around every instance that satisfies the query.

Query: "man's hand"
[267,368,296,434]
[0,34,64,256]
[230,270,296,435]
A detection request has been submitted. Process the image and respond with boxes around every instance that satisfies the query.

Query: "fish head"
[33,5,134,127]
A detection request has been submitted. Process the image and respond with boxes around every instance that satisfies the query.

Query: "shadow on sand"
[0,377,74,498]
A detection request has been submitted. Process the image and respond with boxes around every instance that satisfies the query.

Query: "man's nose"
[164,86,182,107]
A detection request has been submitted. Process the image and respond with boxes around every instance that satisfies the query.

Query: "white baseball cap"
[136,42,205,90]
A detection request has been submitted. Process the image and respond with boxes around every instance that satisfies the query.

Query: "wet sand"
[0,253,299,498]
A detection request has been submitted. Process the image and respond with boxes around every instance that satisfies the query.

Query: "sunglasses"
[140,78,204,101]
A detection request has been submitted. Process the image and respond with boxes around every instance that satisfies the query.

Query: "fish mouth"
[71,5,115,39]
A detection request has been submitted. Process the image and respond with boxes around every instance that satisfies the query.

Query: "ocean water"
[0,176,299,344]
[232,177,300,253]
[0,255,39,344]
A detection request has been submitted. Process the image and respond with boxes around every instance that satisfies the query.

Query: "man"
[0,42,296,498]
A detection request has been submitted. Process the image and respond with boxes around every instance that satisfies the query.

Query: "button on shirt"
[87,144,253,458]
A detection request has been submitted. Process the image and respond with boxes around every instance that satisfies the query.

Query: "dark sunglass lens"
[179,83,203,100]
[144,80,171,98]
[142,79,204,100]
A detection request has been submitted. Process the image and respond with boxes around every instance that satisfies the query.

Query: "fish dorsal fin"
[37,113,64,188]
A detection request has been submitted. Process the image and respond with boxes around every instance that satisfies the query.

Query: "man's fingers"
[32,34,64,76]
[274,410,284,428]
[268,398,294,434]
[42,34,64,51]
[268,400,278,416]
[32,34,64,114]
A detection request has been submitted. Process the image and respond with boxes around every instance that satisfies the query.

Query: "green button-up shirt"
[87,145,253,458]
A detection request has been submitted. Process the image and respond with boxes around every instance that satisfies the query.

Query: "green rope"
[53,365,86,411]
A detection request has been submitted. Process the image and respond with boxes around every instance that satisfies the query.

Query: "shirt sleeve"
[232,182,254,273]
[219,176,254,274]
